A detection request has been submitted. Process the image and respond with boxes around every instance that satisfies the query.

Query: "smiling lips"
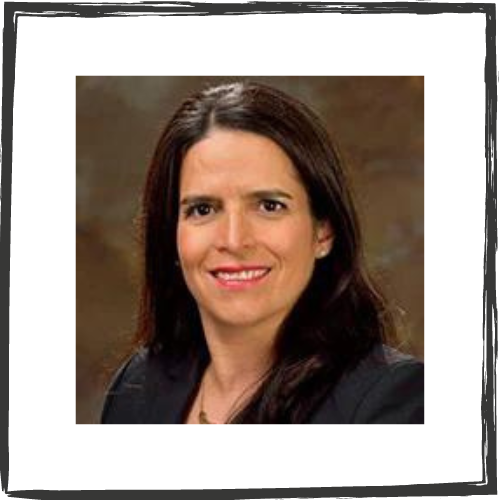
[210,266,271,289]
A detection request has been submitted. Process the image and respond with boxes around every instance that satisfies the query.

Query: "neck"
[199,315,279,398]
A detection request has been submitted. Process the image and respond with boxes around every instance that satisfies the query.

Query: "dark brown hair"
[136,81,397,423]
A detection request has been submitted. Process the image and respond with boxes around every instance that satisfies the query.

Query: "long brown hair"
[137,81,397,423]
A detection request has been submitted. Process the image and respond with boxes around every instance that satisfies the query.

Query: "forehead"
[179,129,305,195]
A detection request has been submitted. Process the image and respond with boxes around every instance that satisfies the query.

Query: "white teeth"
[215,269,268,281]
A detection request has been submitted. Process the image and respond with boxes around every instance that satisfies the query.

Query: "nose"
[215,209,254,253]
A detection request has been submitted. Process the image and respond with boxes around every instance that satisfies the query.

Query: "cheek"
[176,226,188,263]
[268,221,317,268]
[176,225,204,269]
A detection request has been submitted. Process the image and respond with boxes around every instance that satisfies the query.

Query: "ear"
[314,220,334,259]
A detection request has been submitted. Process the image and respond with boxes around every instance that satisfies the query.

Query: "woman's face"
[177,128,332,336]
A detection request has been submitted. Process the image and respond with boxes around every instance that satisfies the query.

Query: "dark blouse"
[101,343,424,424]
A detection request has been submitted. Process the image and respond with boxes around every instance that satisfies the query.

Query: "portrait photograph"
[76,75,424,425]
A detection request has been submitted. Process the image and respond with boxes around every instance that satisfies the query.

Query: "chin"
[209,304,286,331]
[216,312,269,328]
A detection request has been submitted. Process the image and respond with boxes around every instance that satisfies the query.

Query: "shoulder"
[100,347,194,424]
[311,344,424,424]
[100,347,152,424]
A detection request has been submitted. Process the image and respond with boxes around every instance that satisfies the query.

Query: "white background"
[6,4,489,494]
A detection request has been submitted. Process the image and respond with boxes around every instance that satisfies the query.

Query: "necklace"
[198,371,215,424]
[198,381,212,424]
[198,367,260,424]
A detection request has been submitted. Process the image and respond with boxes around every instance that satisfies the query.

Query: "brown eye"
[259,199,287,213]
[184,203,214,219]
[195,204,212,216]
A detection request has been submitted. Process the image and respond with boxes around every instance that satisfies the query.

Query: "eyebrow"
[179,195,219,206]
[248,189,293,201]
[179,190,294,206]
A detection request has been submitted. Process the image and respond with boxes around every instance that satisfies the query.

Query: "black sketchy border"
[0,2,496,498]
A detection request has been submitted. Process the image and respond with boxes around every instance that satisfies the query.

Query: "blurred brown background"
[76,76,424,424]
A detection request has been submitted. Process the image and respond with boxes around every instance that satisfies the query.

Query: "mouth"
[209,266,272,289]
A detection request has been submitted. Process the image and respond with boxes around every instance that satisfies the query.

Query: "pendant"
[199,410,211,424]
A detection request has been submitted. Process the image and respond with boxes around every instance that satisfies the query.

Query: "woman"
[101,81,424,424]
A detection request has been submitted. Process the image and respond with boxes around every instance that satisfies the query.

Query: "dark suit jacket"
[101,343,424,424]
